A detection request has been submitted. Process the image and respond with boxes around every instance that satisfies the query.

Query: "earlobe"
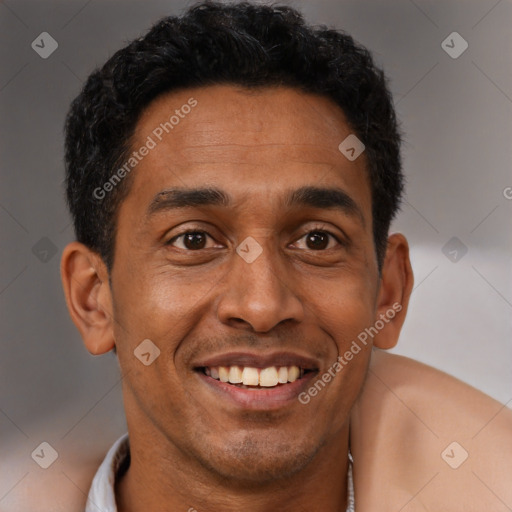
[373,233,414,350]
[60,242,115,355]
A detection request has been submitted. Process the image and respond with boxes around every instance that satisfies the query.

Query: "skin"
[61,85,414,512]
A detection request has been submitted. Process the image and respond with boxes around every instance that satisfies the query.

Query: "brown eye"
[292,229,342,251]
[305,231,330,250]
[183,232,207,250]
[168,231,214,250]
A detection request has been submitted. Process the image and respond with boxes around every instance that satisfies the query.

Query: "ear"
[60,241,115,355]
[373,233,414,350]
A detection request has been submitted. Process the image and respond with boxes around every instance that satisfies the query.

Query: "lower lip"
[196,370,318,410]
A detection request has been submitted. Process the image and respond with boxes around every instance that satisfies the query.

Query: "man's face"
[110,85,379,482]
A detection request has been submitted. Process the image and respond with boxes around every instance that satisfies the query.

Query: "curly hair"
[64,0,403,272]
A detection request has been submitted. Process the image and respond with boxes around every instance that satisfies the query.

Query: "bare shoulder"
[350,350,512,511]
[370,350,512,431]
[1,453,101,512]
[0,409,115,512]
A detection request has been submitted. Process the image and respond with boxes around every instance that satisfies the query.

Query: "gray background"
[1,0,511,507]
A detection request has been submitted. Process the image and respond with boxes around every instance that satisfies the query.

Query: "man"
[60,2,512,511]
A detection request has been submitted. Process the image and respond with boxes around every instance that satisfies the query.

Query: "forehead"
[122,84,371,221]
[135,84,360,159]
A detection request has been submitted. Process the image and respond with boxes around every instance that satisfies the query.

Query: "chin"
[196,432,322,485]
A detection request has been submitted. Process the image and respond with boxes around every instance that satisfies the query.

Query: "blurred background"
[1,0,511,509]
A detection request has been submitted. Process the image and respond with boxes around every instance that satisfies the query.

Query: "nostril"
[230,318,250,327]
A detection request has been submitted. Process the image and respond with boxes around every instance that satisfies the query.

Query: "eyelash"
[166,227,344,250]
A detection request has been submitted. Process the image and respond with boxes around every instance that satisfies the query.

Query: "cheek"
[295,273,376,418]
[110,268,200,426]
[110,263,229,375]
[112,265,196,332]
[308,271,378,347]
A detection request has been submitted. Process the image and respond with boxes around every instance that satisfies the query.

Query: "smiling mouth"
[197,365,315,389]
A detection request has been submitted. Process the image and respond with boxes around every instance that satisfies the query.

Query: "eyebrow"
[147,187,229,217]
[146,185,365,226]
[285,186,365,226]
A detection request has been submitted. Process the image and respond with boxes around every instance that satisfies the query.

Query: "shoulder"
[1,453,102,512]
[350,350,512,511]
[1,416,120,512]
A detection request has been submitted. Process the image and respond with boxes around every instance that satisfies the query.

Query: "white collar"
[85,433,355,511]
[85,433,129,512]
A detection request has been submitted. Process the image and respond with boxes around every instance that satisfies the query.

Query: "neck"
[115,423,350,512]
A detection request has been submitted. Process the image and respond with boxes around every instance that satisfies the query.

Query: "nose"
[216,240,305,333]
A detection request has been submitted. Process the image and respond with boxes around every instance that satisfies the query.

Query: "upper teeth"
[207,365,302,387]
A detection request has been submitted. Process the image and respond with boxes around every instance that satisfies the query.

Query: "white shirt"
[85,434,355,512]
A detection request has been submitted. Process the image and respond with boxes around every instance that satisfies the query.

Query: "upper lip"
[193,351,319,371]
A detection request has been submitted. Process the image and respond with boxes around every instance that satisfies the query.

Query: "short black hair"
[64,0,403,272]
